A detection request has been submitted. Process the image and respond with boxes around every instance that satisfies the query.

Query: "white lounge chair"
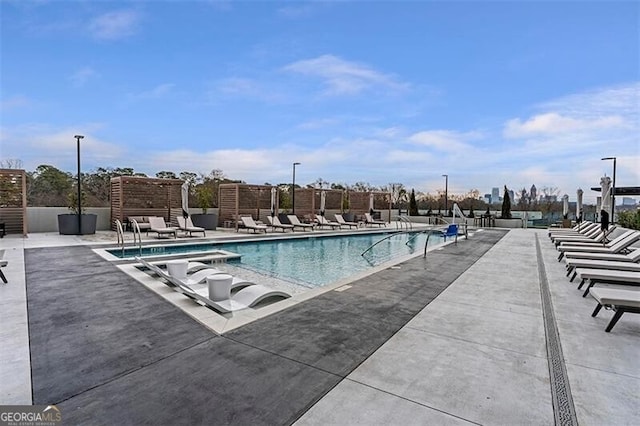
[565,258,640,282]
[171,267,255,290]
[564,247,640,263]
[266,216,294,232]
[335,214,359,229]
[177,216,206,237]
[287,215,315,231]
[240,216,268,233]
[589,285,640,332]
[148,217,179,239]
[574,268,640,297]
[0,250,7,283]
[556,231,640,260]
[136,257,290,313]
[364,213,386,227]
[548,221,597,238]
[315,215,341,229]
[551,226,611,246]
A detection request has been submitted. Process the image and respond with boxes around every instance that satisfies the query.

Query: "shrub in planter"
[58,191,97,235]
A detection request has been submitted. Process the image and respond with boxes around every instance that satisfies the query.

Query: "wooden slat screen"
[218,183,276,228]
[110,177,184,230]
[0,169,27,235]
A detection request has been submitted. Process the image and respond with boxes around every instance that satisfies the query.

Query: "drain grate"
[535,234,578,426]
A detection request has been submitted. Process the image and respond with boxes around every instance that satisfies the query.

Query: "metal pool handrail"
[394,215,413,230]
[360,231,405,258]
[130,219,143,256]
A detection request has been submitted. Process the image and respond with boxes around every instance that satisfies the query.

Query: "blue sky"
[1,1,638,203]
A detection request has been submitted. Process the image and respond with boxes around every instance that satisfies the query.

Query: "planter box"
[191,213,217,230]
[342,212,356,222]
[57,214,97,235]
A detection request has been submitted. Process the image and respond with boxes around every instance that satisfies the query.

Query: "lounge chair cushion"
[590,286,640,309]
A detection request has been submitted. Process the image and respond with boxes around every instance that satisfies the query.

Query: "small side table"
[207,274,233,301]
[166,260,188,279]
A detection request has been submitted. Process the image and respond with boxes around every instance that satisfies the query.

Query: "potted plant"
[190,185,217,230]
[57,191,97,235]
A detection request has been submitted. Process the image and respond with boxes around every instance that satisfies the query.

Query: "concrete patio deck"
[1,228,638,425]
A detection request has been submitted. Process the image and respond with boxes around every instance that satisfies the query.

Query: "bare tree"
[0,159,23,169]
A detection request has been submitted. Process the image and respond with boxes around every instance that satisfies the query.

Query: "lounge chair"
[266,216,294,232]
[148,259,254,289]
[136,257,290,313]
[148,217,179,239]
[565,258,640,282]
[574,268,640,297]
[153,260,220,274]
[177,216,206,237]
[335,214,359,229]
[556,231,640,260]
[364,213,386,227]
[240,216,268,233]
[589,285,640,332]
[551,226,611,246]
[564,247,640,263]
[315,215,341,229]
[287,215,315,231]
[548,221,597,238]
[556,228,631,249]
[0,250,7,283]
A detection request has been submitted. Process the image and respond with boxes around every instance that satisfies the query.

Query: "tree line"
[1,160,565,216]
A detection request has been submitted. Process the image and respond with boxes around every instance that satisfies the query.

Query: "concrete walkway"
[1,228,639,425]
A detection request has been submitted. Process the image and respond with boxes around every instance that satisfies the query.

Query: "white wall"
[26,207,111,233]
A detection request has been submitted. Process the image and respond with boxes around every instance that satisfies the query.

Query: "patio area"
[1,228,638,424]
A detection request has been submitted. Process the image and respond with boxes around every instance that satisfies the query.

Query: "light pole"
[292,162,300,215]
[74,135,84,234]
[601,157,617,223]
[442,174,448,215]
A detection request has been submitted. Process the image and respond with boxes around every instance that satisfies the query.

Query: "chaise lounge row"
[549,223,640,332]
[238,213,387,233]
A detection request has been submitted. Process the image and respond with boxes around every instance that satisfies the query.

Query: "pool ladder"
[394,215,413,230]
[115,219,143,257]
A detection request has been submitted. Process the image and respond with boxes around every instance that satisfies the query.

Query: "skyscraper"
[530,184,537,201]
[491,187,500,204]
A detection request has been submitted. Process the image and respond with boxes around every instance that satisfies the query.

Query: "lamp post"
[601,157,617,223]
[442,174,448,215]
[74,135,84,234]
[292,162,300,215]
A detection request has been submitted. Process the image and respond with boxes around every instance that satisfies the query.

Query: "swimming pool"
[112,232,445,288]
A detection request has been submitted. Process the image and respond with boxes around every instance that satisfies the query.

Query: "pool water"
[224,232,443,287]
[113,232,444,287]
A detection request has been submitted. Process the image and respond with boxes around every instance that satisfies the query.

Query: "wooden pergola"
[110,176,183,230]
[218,183,278,229]
[348,191,392,219]
[0,169,28,235]
[292,188,344,218]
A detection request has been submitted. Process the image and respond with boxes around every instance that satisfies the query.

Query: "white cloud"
[408,130,478,152]
[0,95,31,111]
[212,78,286,103]
[69,67,99,88]
[503,112,624,138]
[88,10,140,40]
[296,118,340,130]
[282,54,408,96]
[1,124,125,171]
[127,83,175,100]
